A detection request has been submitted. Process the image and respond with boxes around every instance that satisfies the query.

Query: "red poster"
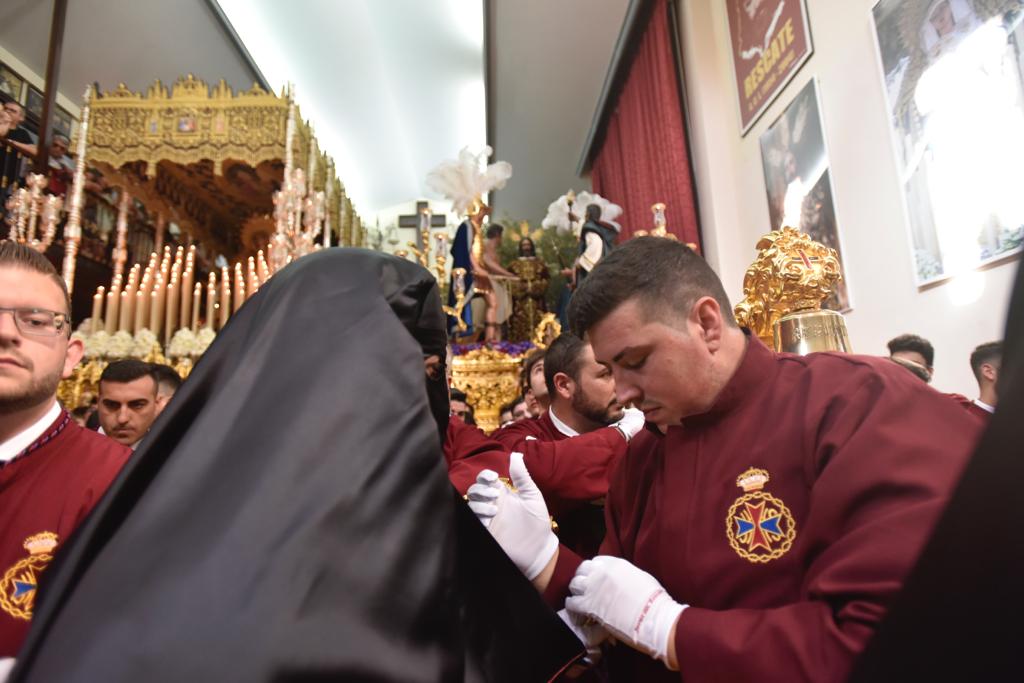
[727,0,813,134]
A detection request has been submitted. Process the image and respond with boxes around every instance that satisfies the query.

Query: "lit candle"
[205,273,216,329]
[233,263,244,312]
[105,287,119,335]
[149,284,161,338]
[246,257,257,298]
[191,282,201,332]
[118,290,130,332]
[165,278,177,344]
[91,286,104,334]
[135,273,150,331]
[219,266,230,329]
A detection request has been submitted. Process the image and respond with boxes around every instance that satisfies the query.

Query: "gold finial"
[733,226,843,347]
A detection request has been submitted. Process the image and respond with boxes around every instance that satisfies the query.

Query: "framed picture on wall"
[759,77,851,311]
[0,62,25,102]
[53,106,74,138]
[726,0,814,135]
[25,85,43,119]
[871,0,1024,286]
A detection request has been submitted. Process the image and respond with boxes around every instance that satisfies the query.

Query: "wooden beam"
[34,0,68,175]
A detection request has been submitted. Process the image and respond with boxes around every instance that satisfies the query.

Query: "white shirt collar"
[973,398,995,414]
[547,406,579,438]
[0,401,61,462]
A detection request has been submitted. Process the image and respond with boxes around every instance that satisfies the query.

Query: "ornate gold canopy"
[76,75,362,257]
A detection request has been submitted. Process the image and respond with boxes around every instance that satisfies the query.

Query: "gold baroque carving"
[733,226,843,346]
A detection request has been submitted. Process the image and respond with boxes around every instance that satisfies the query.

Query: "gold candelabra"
[442,266,469,332]
[5,173,63,253]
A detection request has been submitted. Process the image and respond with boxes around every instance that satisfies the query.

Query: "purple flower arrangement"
[451,340,536,357]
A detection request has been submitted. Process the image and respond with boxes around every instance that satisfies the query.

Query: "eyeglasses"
[0,307,70,337]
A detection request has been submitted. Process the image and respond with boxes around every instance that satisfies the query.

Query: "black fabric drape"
[12,249,581,682]
[849,262,1023,682]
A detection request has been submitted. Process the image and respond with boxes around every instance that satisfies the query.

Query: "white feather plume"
[541,190,622,235]
[425,145,513,216]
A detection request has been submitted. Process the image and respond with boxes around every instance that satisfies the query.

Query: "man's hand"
[612,407,646,441]
[466,452,559,580]
[566,556,687,669]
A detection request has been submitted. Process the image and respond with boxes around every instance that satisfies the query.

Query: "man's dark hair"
[150,363,183,394]
[568,237,736,336]
[887,334,935,368]
[485,224,504,240]
[970,341,1002,381]
[100,359,157,391]
[521,348,545,391]
[450,388,468,403]
[0,240,71,316]
[543,333,588,397]
[585,204,602,222]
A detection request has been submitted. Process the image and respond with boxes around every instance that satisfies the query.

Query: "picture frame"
[725,0,814,135]
[759,77,851,311]
[870,0,1024,286]
[0,62,25,103]
[25,85,43,120]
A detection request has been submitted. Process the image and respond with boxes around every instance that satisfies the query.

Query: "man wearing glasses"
[0,241,130,665]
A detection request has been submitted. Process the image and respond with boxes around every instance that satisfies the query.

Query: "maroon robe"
[0,411,130,656]
[948,393,993,424]
[544,337,978,682]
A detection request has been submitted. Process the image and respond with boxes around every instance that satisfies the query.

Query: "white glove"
[612,407,646,441]
[465,452,559,580]
[566,555,687,669]
[0,658,15,683]
[557,608,609,665]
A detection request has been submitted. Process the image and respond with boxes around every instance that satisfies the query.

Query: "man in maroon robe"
[491,333,644,556]
[0,241,130,660]
[469,238,979,682]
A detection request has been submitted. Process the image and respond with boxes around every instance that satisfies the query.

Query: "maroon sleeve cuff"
[542,545,584,610]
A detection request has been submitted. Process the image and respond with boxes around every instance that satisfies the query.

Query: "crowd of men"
[0,236,1010,681]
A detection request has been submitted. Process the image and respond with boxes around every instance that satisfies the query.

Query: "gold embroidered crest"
[0,532,59,620]
[725,469,796,563]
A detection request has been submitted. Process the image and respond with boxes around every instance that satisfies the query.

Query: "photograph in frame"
[759,78,851,311]
[25,85,43,119]
[54,106,74,139]
[0,63,24,102]
[726,0,814,135]
[871,0,1024,286]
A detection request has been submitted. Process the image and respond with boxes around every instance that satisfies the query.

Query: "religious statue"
[576,202,620,285]
[426,146,513,340]
[506,235,550,342]
[541,190,623,329]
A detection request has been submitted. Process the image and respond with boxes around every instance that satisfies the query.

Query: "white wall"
[679,0,1017,396]
[0,44,81,121]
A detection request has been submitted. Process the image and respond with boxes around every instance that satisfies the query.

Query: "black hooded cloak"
[12,249,581,682]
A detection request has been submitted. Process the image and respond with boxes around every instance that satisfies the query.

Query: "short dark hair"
[543,333,588,397]
[887,334,934,368]
[521,348,545,391]
[0,240,71,316]
[150,363,183,394]
[970,341,1002,381]
[100,359,157,392]
[450,388,468,404]
[568,237,736,336]
[485,224,504,240]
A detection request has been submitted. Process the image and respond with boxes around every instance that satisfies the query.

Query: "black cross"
[398,200,447,250]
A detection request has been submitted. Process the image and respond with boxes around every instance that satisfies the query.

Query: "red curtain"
[590,0,700,248]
